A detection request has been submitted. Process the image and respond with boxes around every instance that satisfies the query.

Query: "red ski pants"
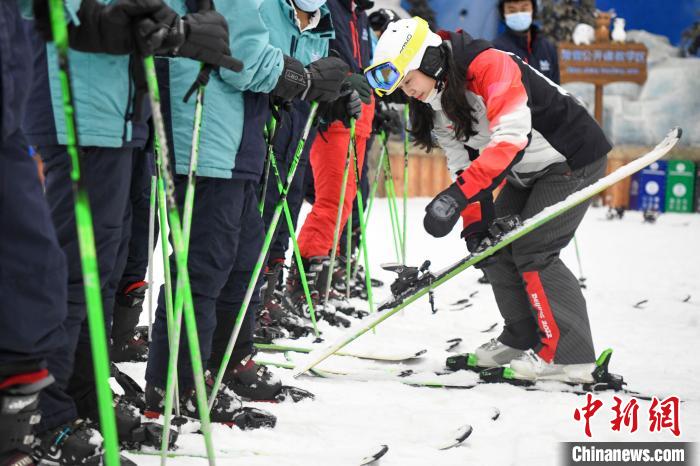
[298,101,374,258]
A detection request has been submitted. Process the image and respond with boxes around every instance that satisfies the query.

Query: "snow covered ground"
[124,198,700,465]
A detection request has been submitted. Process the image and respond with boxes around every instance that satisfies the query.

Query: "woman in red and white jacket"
[365,17,611,383]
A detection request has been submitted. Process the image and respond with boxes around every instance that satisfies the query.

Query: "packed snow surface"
[124,199,700,465]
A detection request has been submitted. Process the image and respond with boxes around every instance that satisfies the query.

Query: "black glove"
[355,0,375,11]
[34,0,171,54]
[304,57,349,102]
[369,8,400,34]
[373,104,403,135]
[423,183,468,238]
[175,10,242,71]
[462,215,522,268]
[273,56,349,103]
[344,73,372,104]
[319,90,362,129]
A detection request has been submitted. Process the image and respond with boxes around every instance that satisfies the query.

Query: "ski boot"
[32,420,103,466]
[259,260,313,340]
[111,281,149,363]
[216,354,314,403]
[0,364,54,466]
[508,349,595,383]
[143,376,277,430]
[446,338,524,372]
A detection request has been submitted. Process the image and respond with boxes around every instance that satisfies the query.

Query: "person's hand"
[423,183,468,238]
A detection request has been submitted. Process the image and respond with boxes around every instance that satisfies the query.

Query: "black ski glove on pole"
[343,73,372,104]
[318,89,362,129]
[272,56,349,102]
[423,183,468,238]
[372,103,403,135]
[34,0,171,54]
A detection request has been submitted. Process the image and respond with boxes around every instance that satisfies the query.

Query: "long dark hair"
[409,44,478,152]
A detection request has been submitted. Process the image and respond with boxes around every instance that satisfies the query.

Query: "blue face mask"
[294,0,326,12]
[505,12,533,32]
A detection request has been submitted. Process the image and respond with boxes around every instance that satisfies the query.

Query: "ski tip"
[359,444,390,465]
[437,424,473,450]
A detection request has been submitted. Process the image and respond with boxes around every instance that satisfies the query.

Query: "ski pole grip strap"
[183,64,214,103]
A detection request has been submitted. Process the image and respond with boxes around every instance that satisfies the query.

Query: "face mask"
[505,11,532,32]
[293,0,326,12]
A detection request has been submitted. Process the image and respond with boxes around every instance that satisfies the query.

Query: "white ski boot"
[509,349,595,383]
[474,338,525,367]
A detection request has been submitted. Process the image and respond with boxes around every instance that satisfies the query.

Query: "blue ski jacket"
[259,0,334,164]
[161,0,284,180]
[493,25,560,84]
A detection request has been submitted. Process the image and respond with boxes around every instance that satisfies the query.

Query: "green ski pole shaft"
[402,105,409,264]
[351,134,375,316]
[345,209,352,299]
[268,153,320,336]
[142,56,217,466]
[259,117,276,214]
[352,130,388,281]
[155,157,180,418]
[383,155,403,262]
[147,174,157,340]
[46,3,120,466]
[322,118,356,307]
[208,102,320,409]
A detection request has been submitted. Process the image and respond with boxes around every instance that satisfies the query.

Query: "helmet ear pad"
[418,44,448,82]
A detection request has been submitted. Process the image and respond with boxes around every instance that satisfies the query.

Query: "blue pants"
[117,149,157,291]
[39,144,134,426]
[146,177,263,389]
[0,131,68,424]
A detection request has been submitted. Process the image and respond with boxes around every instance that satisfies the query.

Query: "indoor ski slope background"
[123,198,700,465]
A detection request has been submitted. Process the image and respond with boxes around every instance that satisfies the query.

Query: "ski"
[255,342,427,362]
[128,443,389,464]
[359,445,389,465]
[290,128,682,378]
[436,424,473,450]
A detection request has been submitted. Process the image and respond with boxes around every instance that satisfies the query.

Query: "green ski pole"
[402,105,409,264]
[345,208,353,299]
[322,118,356,307]
[147,173,156,340]
[208,102,320,409]
[142,57,217,466]
[350,132,376,316]
[383,154,403,262]
[352,130,389,282]
[268,153,320,336]
[259,117,276,214]
[46,2,120,465]
[155,146,180,419]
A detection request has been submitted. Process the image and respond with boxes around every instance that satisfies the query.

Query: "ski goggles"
[363,17,430,96]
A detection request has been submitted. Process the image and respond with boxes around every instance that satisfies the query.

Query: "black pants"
[39,144,134,426]
[145,177,263,389]
[483,157,607,364]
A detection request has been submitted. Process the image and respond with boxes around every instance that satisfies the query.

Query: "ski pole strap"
[183,64,214,103]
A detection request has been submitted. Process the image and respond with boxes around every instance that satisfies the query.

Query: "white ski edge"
[290,128,682,378]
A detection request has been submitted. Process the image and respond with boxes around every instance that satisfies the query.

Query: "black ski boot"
[111,281,149,363]
[259,261,312,340]
[1,364,54,466]
[32,420,102,466]
[144,377,277,430]
[218,354,282,401]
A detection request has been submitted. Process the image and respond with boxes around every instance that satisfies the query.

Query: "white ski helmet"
[364,17,443,96]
